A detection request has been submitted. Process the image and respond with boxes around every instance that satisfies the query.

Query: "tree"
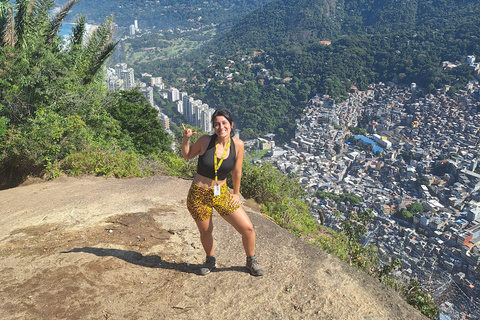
[334,143,342,154]
[401,209,413,221]
[0,1,137,183]
[0,0,82,49]
[417,176,430,186]
[0,0,117,123]
[409,202,423,214]
[349,126,366,136]
[107,90,171,155]
[66,13,118,85]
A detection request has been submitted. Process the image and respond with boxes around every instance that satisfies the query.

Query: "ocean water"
[59,23,75,38]
[58,22,93,39]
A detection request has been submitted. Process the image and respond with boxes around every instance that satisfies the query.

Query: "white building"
[176,100,183,114]
[201,108,215,133]
[167,87,180,102]
[108,78,123,91]
[196,104,209,127]
[183,95,194,122]
[179,91,188,101]
[129,24,135,36]
[115,63,127,75]
[120,68,135,90]
[139,85,154,107]
[190,99,202,125]
[107,63,135,91]
[150,77,162,87]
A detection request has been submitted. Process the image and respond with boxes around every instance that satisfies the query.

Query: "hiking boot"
[199,255,216,275]
[246,255,264,276]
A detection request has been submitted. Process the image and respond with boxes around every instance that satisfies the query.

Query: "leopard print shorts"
[187,182,240,222]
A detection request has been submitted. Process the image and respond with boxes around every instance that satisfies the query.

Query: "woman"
[181,108,263,276]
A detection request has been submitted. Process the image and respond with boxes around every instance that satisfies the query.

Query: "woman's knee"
[200,226,213,237]
[241,222,255,237]
[196,219,213,236]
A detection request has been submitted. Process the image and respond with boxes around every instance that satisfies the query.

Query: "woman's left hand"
[230,193,241,207]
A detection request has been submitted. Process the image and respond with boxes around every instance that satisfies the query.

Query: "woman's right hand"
[182,123,197,139]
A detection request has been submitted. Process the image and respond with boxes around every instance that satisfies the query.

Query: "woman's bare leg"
[196,216,214,257]
[222,207,255,257]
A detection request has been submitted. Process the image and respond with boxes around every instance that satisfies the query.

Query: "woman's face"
[213,115,232,138]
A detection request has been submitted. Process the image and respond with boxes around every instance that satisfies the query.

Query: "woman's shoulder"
[197,134,214,143]
[231,137,244,149]
[199,134,213,139]
[195,134,214,154]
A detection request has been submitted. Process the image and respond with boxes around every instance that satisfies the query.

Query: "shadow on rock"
[62,247,248,275]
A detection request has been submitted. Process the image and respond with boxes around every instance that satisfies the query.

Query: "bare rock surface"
[0,176,426,319]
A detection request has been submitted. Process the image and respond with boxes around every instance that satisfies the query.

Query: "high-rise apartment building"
[119,68,135,90]
[167,87,180,102]
[190,99,202,125]
[195,104,207,127]
[139,86,154,107]
[108,78,123,91]
[183,96,194,122]
[176,100,183,114]
[202,108,215,133]
[115,63,127,75]
[179,91,188,101]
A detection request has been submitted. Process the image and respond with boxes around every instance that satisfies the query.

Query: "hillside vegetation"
[135,0,480,140]
[0,0,174,186]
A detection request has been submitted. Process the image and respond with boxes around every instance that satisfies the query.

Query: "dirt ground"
[0,175,427,320]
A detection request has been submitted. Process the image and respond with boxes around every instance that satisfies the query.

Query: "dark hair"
[211,108,235,137]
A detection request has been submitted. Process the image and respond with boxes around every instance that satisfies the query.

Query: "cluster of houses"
[263,81,480,319]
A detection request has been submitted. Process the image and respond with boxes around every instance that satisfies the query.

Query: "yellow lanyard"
[214,138,231,184]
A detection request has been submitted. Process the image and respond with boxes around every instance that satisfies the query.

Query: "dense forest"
[126,0,480,141]
[210,0,480,94]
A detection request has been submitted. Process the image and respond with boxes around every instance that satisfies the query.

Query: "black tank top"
[197,134,236,180]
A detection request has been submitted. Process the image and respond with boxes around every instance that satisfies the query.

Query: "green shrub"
[237,160,316,236]
[314,229,352,262]
[155,151,196,177]
[61,149,143,178]
[18,109,90,164]
[316,210,378,270]
[240,160,305,204]
[401,280,439,320]
[263,197,317,235]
